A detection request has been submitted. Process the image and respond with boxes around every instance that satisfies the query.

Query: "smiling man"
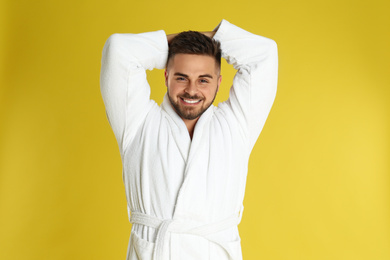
[100,20,278,260]
[165,31,222,137]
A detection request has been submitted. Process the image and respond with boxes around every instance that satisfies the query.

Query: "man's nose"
[185,81,198,95]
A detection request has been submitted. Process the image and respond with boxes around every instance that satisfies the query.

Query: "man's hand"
[200,31,216,39]
[166,33,178,44]
[167,31,216,44]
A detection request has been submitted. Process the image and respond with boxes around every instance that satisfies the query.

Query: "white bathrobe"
[100,19,278,260]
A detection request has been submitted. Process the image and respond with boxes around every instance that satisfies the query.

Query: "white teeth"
[183,98,200,104]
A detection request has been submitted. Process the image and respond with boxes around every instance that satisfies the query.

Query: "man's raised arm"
[213,20,278,149]
[100,31,168,153]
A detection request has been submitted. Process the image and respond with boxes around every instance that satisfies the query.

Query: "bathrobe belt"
[130,208,244,260]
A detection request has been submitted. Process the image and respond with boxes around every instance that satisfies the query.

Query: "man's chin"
[178,108,202,121]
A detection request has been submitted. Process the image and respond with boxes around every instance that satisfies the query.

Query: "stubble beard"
[168,89,218,121]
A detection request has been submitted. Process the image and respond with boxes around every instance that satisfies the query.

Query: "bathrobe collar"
[161,93,214,164]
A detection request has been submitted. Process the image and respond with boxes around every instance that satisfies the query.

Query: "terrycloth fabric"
[100,19,278,260]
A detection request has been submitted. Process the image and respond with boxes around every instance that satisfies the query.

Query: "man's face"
[165,54,222,122]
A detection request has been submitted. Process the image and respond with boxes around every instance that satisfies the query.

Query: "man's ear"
[164,69,168,87]
[217,75,222,92]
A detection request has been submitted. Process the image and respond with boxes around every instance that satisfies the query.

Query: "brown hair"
[167,31,221,70]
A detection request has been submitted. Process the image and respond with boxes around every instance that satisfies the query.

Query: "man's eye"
[200,79,209,83]
[176,77,185,81]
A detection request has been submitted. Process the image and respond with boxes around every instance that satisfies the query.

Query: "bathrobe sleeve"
[100,30,168,153]
[213,20,278,149]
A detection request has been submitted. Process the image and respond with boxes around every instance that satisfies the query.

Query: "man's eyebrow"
[173,73,214,79]
[174,72,189,78]
[199,74,213,79]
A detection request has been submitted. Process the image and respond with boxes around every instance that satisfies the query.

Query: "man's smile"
[180,97,202,105]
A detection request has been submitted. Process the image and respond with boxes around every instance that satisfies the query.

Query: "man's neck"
[183,118,199,140]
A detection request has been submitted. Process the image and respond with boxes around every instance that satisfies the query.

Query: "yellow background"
[1,0,389,259]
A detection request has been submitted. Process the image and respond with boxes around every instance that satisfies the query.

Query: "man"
[100,19,278,260]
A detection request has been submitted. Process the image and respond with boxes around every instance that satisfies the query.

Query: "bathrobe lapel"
[161,93,214,217]
[161,94,191,162]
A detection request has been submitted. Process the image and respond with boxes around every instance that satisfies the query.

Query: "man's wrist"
[200,31,216,38]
